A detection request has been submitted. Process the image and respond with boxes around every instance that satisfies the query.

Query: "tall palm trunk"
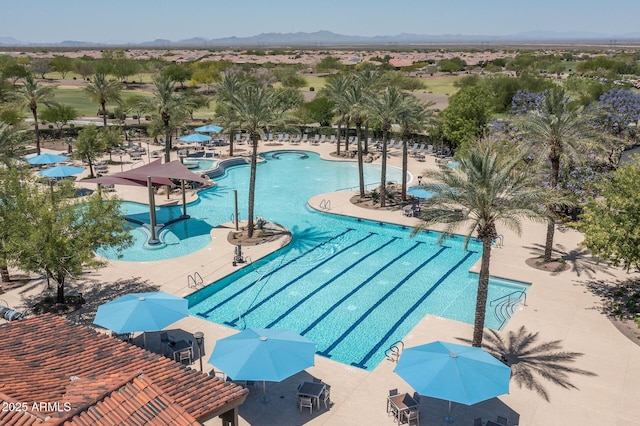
[544,156,561,261]
[344,119,350,152]
[473,237,493,347]
[336,120,342,155]
[247,133,259,238]
[364,121,370,153]
[228,130,234,157]
[401,135,409,202]
[31,107,41,155]
[355,119,365,197]
[380,126,389,207]
[163,113,171,163]
[101,100,108,127]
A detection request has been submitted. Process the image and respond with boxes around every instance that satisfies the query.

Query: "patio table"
[297,381,325,409]
[387,393,419,423]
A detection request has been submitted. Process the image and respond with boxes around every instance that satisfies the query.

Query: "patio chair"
[329,135,336,144]
[321,385,331,409]
[298,396,313,413]
[404,408,419,426]
[497,416,509,425]
[178,349,192,365]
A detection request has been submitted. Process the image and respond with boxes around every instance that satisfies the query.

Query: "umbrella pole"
[143,332,147,349]
[444,400,454,423]
[259,380,269,404]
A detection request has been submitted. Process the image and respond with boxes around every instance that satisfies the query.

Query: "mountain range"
[2,30,640,48]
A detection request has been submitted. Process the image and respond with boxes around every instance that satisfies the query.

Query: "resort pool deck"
[5,141,639,425]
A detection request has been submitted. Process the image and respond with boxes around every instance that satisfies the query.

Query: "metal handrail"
[489,290,527,307]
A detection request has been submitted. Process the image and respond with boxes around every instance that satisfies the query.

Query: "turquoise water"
[98,150,529,370]
[188,213,529,370]
[97,151,403,261]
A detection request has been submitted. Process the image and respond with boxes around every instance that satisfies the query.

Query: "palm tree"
[397,97,433,202]
[223,84,282,237]
[0,121,26,166]
[341,81,369,198]
[322,75,351,156]
[215,73,244,157]
[84,73,122,128]
[517,87,595,262]
[414,144,550,346]
[368,86,405,206]
[14,74,54,155]
[138,75,194,163]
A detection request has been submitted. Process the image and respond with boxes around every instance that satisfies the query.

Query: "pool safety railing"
[385,340,405,363]
[187,272,204,289]
[319,199,331,210]
[490,290,527,329]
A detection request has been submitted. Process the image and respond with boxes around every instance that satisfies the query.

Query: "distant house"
[0,314,248,426]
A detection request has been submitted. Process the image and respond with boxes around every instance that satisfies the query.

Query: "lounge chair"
[329,135,336,144]
[302,134,308,143]
[314,134,320,143]
[319,134,326,143]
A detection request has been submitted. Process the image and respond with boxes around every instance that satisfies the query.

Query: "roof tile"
[1,314,248,425]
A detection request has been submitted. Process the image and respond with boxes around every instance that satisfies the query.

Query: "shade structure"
[94,291,188,335]
[195,124,224,133]
[38,165,85,178]
[179,133,211,143]
[208,328,315,403]
[394,341,511,422]
[27,153,69,165]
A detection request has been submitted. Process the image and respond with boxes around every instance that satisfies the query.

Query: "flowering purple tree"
[510,90,545,115]
[595,89,640,138]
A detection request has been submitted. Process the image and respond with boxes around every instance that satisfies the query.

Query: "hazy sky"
[4,0,638,43]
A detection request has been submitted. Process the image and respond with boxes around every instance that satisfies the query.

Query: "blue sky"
[4,0,639,43]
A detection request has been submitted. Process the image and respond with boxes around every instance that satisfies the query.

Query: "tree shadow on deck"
[458,326,597,402]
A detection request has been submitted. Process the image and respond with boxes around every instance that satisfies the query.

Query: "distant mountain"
[1,31,640,48]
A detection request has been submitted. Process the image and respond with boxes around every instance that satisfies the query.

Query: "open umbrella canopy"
[195,124,224,133]
[38,165,85,178]
[27,153,69,165]
[93,291,188,334]
[208,328,315,382]
[394,341,511,406]
[179,133,211,143]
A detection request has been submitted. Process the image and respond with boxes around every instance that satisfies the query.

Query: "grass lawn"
[52,87,152,117]
[413,75,461,96]
[302,75,330,92]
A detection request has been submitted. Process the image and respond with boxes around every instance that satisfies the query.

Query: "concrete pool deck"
[5,138,640,425]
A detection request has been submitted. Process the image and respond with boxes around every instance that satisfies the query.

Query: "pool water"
[99,150,529,370]
[188,213,529,370]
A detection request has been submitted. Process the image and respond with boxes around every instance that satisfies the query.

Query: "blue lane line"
[224,232,382,326]
[302,241,428,337]
[194,228,355,318]
[315,246,448,359]
[265,236,401,329]
[351,250,476,369]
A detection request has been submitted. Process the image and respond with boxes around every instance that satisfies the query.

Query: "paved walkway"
[6,138,640,426]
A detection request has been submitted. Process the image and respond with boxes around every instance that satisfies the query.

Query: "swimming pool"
[188,212,529,370]
[99,150,529,370]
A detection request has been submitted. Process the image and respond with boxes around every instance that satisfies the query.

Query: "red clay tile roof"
[0,314,248,426]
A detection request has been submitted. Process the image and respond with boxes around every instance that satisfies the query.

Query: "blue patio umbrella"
[27,153,69,165]
[38,165,85,178]
[93,291,188,346]
[208,328,315,403]
[179,133,211,143]
[394,341,511,423]
[195,124,224,133]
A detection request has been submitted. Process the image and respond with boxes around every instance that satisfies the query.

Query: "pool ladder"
[490,290,527,329]
[385,340,404,363]
[319,199,331,210]
[187,272,203,289]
